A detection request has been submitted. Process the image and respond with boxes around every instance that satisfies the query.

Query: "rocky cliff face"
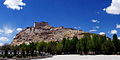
[11,22,87,45]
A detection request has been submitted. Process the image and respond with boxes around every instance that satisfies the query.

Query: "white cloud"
[0,26,14,34]
[96,12,100,14]
[92,20,97,22]
[118,37,120,39]
[110,30,118,34]
[103,0,120,15]
[116,24,120,28]
[13,36,16,38]
[95,26,100,29]
[89,29,97,32]
[0,37,8,42]
[4,26,14,34]
[93,26,100,29]
[0,43,4,46]
[0,29,4,33]
[16,28,22,31]
[3,0,26,10]
[5,29,13,34]
[91,19,100,23]
[74,27,81,29]
[99,32,105,35]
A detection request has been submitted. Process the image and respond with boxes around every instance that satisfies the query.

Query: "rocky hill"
[11,22,88,45]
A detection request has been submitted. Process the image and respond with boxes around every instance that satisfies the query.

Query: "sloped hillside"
[11,22,87,45]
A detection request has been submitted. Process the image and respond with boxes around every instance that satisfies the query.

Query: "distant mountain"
[11,22,102,45]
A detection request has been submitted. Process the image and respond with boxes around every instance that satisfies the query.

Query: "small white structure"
[0,50,5,55]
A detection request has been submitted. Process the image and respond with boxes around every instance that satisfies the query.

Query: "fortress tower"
[34,22,49,28]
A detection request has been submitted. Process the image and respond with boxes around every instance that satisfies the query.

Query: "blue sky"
[0,0,120,45]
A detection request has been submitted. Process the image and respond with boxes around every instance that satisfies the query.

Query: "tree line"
[0,33,120,58]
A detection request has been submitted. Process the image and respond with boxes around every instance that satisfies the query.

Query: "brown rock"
[11,22,87,45]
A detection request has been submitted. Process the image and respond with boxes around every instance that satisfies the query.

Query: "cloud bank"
[91,19,100,23]
[116,24,120,28]
[3,0,26,10]
[93,26,100,29]
[89,29,97,32]
[103,0,120,15]
[0,43,4,46]
[0,25,23,45]
[99,32,105,35]
[16,28,22,31]
[110,30,118,34]
[0,37,8,42]
[0,26,14,34]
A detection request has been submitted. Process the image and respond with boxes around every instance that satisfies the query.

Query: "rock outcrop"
[11,22,87,45]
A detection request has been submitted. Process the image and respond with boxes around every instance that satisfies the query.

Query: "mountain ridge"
[11,22,101,45]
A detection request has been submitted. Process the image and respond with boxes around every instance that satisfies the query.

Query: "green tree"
[102,40,115,54]
[19,43,27,57]
[87,34,94,53]
[70,36,78,53]
[80,36,89,54]
[46,41,57,54]
[64,38,71,54]
[55,42,63,54]
[76,39,82,54]
[92,34,102,54]
[112,34,120,53]
[29,42,36,57]
[12,45,20,56]
[1,44,12,57]
[62,38,67,52]
[36,41,47,54]
[25,44,30,57]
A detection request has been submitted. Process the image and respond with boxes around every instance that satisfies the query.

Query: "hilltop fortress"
[11,22,87,45]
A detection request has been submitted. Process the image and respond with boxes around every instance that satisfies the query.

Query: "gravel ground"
[32,55,120,60]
